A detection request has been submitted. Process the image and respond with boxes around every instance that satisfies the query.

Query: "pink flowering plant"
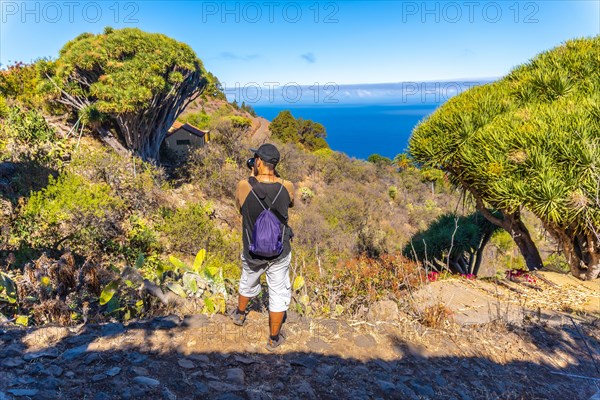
[505,269,537,283]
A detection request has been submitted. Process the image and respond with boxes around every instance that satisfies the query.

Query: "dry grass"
[419,302,455,329]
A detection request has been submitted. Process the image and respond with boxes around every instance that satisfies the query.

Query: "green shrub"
[312,147,334,159]
[299,187,315,203]
[14,173,124,254]
[5,106,55,144]
[0,61,46,109]
[270,110,329,151]
[0,96,8,119]
[357,223,389,258]
[68,145,168,214]
[121,215,162,263]
[159,202,226,256]
[490,230,514,253]
[1,105,68,168]
[228,115,252,131]
[388,186,398,200]
[181,111,211,129]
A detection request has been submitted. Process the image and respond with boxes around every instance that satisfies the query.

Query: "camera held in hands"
[246,158,255,170]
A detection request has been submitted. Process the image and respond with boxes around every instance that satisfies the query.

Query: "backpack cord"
[250,183,284,211]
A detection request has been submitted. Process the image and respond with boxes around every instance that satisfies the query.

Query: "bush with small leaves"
[158,202,227,256]
[299,187,315,203]
[14,172,125,256]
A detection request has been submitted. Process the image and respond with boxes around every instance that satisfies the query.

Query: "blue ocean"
[253,104,441,160]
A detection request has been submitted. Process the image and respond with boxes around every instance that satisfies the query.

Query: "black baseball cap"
[250,143,280,165]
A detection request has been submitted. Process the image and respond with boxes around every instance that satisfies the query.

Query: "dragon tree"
[42,27,208,162]
[410,36,600,280]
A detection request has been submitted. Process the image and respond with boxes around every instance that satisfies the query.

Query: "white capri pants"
[239,251,292,312]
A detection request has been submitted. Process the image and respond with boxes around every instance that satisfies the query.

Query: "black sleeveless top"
[240,178,293,266]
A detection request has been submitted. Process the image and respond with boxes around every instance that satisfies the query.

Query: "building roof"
[167,121,209,138]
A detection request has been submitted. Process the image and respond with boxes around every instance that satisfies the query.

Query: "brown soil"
[412,271,599,325]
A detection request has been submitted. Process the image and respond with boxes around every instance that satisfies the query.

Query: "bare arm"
[236,180,252,213]
[282,180,295,208]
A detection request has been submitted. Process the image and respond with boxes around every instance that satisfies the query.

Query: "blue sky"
[1,1,599,87]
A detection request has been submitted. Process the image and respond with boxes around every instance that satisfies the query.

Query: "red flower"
[427,271,439,282]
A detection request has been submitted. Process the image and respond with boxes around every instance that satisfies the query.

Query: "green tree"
[410,36,600,280]
[269,111,329,151]
[393,153,412,170]
[367,154,392,166]
[203,71,226,101]
[42,27,208,162]
[419,167,446,196]
[297,118,328,150]
[241,101,257,117]
[269,110,299,143]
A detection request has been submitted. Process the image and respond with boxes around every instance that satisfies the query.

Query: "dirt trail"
[1,274,600,400]
[249,117,271,144]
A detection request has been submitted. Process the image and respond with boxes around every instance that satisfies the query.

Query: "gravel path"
[2,307,599,399]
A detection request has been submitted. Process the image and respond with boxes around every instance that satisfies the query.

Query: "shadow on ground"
[0,160,58,201]
[1,314,600,400]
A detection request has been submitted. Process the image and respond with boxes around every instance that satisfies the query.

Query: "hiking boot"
[266,332,286,351]
[230,309,247,326]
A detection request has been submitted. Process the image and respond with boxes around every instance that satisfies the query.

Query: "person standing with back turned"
[232,143,295,351]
